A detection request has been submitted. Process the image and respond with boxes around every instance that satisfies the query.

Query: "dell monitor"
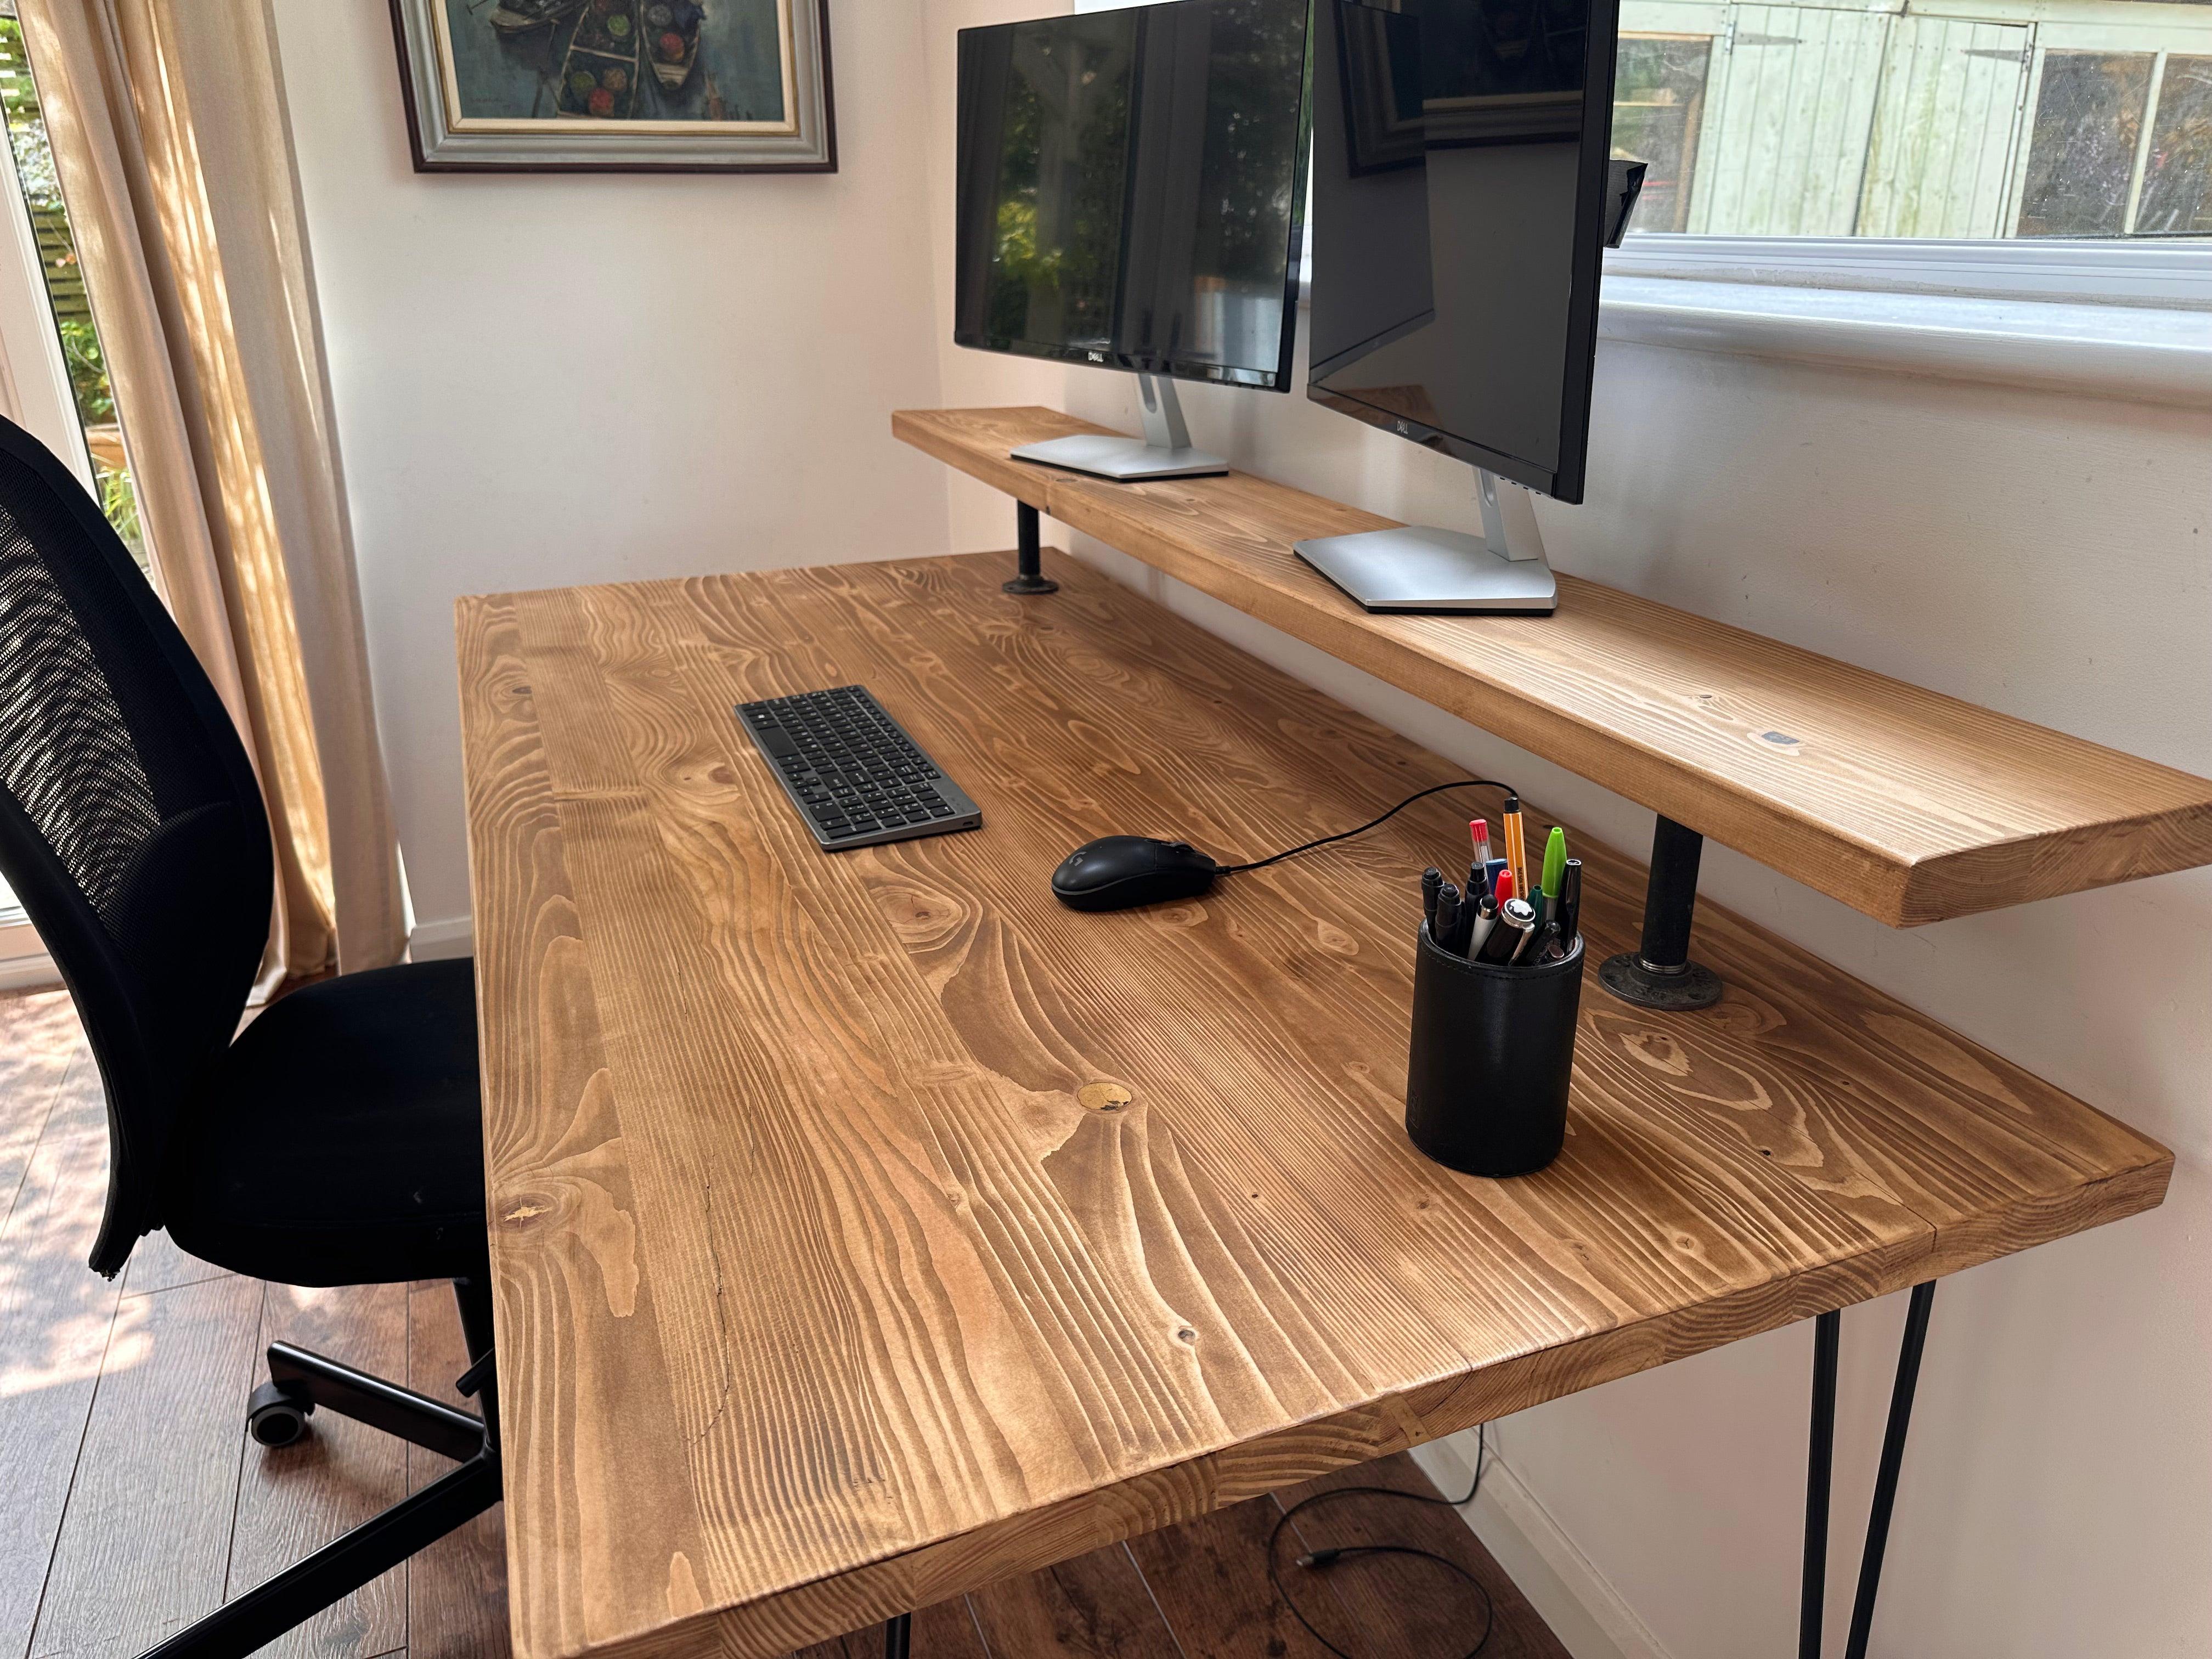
[1297,0,1629,612]
[954,0,1311,480]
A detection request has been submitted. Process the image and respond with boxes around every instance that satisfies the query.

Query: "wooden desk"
[456,551,2168,1659]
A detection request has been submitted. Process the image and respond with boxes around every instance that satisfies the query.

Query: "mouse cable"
[1212,781,1518,876]
[1265,1425,1494,1659]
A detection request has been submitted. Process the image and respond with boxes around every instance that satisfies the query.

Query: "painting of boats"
[645,2,706,90]
[392,0,834,170]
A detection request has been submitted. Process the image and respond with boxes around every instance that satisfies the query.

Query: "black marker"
[1556,859,1583,951]
[1433,881,1462,955]
[1421,866,1443,930]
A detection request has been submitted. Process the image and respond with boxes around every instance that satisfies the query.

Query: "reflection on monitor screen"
[1308,0,1616,500]
[955,0,1311,390]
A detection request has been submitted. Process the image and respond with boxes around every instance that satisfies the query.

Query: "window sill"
[1598,274,2212,408]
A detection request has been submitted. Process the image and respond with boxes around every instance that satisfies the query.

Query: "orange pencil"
[1501,794,1528,900]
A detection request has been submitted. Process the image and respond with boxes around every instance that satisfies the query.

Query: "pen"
[1491,867,1515,909]
[1467,892,1498,957]
[1422,866,1443,930]
[1468,819,1493,904]
[1433,881,1461,955]
[1529,921,1564,963]
[1536,826,1567,931]
[1487,857,1510,898]
[1513,914,1559,964]
[1477,896,1537,964]
[1501,796,1528,901]
[1557,858,1582,950]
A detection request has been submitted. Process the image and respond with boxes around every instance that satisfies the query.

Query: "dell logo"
[1088,351,1105,363]
[1396,420,1412,436]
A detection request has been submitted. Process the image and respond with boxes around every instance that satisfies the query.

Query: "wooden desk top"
[894,406,2212,928]
[456,551,2168,1659]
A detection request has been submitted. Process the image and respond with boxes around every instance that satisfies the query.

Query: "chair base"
[134,1278,501,1659]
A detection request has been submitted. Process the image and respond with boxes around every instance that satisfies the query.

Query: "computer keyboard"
[736,685,983,851]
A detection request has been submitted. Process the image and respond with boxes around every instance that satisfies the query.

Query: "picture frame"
[388,0,836,173]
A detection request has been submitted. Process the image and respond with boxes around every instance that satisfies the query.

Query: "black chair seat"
[164,957,486,1286]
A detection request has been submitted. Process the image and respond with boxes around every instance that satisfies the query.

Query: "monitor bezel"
[1305,0,1623,502]
[951,0,1313,397]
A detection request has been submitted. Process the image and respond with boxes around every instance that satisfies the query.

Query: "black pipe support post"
[1598,814,1724,1009]
[1004,501,1058,594]
[884,1612,912,1659]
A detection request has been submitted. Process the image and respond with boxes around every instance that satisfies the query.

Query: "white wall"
[272,0,969,941]
[1061,329,2212,1655]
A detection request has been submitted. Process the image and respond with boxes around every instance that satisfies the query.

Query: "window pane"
[2017,50,2153,238]
[1612,33,1711,233]
[2137,55,2212,236]
[0,15,146,568]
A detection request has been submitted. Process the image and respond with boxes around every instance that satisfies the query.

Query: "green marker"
[1536,827,1568,930]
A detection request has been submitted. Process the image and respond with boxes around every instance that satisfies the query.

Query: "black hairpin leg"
[884,1611,912,1659]
[1005,501,1058,595]
[1801,1311,1841,1659]
[1801,1282,1938,1659]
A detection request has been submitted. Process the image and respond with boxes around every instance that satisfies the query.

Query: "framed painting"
[390,0,836,172]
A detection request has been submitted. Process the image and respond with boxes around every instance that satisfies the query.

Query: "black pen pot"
[1404,922,1584,1178]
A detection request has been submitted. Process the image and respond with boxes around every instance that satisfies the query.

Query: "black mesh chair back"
[0,413,272,1276]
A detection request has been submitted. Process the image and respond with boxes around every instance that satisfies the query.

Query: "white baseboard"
[0,950,60,991]
[408,915,475,961]
[1412,1434,1676,1659]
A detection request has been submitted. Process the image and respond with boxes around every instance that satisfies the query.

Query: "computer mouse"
[1051,836,1222,912]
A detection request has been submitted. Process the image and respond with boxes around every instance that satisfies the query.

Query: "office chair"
[0,413,499,1659]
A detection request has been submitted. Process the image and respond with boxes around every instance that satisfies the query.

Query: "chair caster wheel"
[247,1380,313,1447]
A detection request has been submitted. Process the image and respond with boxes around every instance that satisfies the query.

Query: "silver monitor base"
[1010,372,1228,482]
[1294,470,1556,614]
[1295,528,1556,612]
[1010,432,1228,480]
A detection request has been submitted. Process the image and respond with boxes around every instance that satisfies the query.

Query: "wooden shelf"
[896,405,2212,927]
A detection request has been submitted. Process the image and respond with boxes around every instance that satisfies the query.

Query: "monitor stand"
[1010,375,1229,482]
[1293,470,1558,614]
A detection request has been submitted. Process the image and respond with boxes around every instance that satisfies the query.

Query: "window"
[0,5,143,564]
[1615,34,1712,233]
[0,2,144,963]
[1609,0,2212,244]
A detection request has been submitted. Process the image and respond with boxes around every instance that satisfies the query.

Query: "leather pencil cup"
[1404,922,1585,1177]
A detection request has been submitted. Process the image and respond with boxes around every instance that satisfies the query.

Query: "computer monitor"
[1296,0,1628,613]
[954,0,1311,481]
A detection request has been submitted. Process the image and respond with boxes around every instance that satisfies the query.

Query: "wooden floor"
[0,987,1566,1659]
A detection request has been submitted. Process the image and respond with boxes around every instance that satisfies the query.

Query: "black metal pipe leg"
[1801,1311,1841,1659]
[1003,501,1058,595]
[1598,815,1722,1009]
[884,1611,912,1659]
[1844,1281,1937,1659]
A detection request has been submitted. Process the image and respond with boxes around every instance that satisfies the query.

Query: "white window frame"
[1600,0,2212,402]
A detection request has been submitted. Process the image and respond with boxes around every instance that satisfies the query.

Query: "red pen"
[1467,817,1493,903]
[1492,868,1515,906]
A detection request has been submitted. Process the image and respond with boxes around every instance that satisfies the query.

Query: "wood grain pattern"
[229,1283,410,1659]
[0,1040,119,1659]
[455,551,2171,1659]
[30,1273,266,1659]
[893,407,2212,926]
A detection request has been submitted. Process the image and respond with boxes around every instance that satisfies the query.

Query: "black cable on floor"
[1266,1426,1495,1659]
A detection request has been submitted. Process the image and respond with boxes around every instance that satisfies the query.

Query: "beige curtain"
[19,0,406,980]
